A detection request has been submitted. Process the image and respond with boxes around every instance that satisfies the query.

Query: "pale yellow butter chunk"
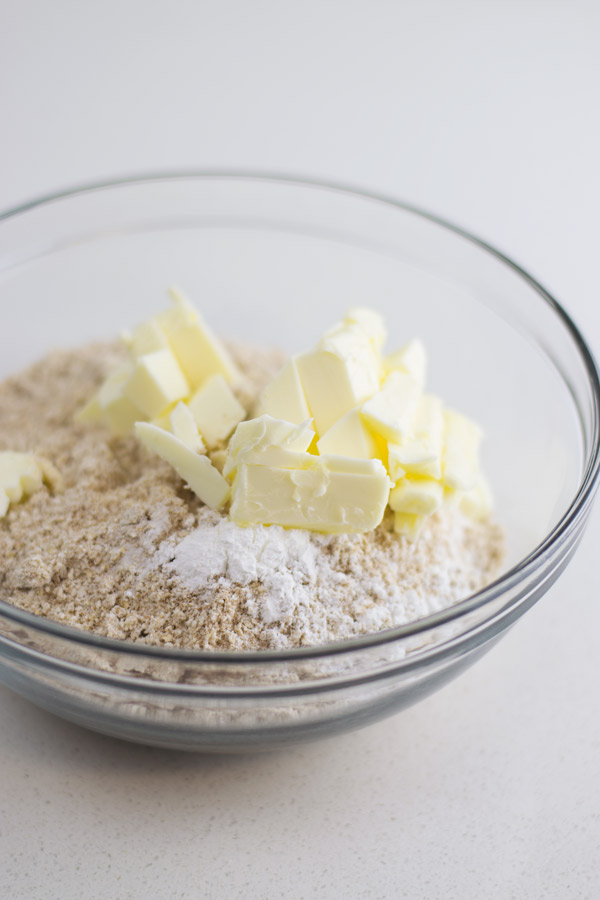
[37,457,63,493]
[188,374,245,448]
[209,448,228,473]
[254,358,311,424]
[74,394,103,425]
[2,468,23,503]
[297,328,380,436]
[442,409,482,491]
[317,408,380,460]
[14,456,44,496]
[0,451,45,517]
[459,474,493,521]
[387,394,443,481]
[229,456,390,533]
[318,325,382,384]
[343,307,387,352]
[135,422,230,510]
[157,287,239,389]
[96,366,145,436]
[385,339,427,389]
[151,403,178,431]
[126,318,170,358]
[393,511,426,541]
[224,415,315,479]
[361,370,421,443]
[169,402,205,453]
[389,477,443,515]
[124,348,190,420]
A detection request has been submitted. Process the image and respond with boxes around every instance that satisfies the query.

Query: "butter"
[97,366,145,437]
[343,307,387,352]
[135,422,230,510]
[75,365,144,436]
[169,402,205,452]
[75,394,103,425]
[188,374,245,448]
[229,455,390,533]
[0,451,45,517]
[209,448,228,473]
[317,408,380,460]
[151,403,178,431]
[385,338,427,388]
[157,287,239,389]
[361,370,421,443]
[297,327,380,436]
[126,318,170,358]
[254,358,311,424]
[387,394,443,480]
[224,415,315,479]
[442,409,482,491]
[459,474,493,521]
[124,348,189,420]
[389,477,444,515]
[78,299,494,539]
[393,511,426,541]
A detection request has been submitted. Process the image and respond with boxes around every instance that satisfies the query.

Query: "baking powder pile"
[0,343,504,650]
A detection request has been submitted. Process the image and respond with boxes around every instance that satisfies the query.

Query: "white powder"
[147,505,504,649]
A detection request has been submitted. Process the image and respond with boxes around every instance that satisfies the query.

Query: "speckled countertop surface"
[1,2,599,897]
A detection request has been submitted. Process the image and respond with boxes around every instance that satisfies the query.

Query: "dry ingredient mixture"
[0,341,503,650]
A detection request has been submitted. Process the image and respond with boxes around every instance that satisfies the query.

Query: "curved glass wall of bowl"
[0,175,598,750]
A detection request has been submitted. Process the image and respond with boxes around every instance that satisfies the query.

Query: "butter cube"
[318,325,381,381]
[2,466,23,503]
[459,474,493,521]
[124,348,190,420]
[442,409,482,491]
[254,358,311,424]
[97,366,145,436]
[343,307,387,352]
[297,328,380,436]
[126,318,170,358]
[14,455,44,496]
[317,408,379,460]
[0,451,45,516]
[389,478,443,515]
[385,339,427,388]
[361,370,421,443]
[151,403,178,431]
[209,448,228,473]
[230,456,390,533]
[169,402,205,453]
[74,394,102,425]
[157,287,239,389]
[393,511,426,541]
[387,394,443,481]
[188,374,245,448]
[135,422,230,510]
[37,457,63,493]
[224,415,315,479]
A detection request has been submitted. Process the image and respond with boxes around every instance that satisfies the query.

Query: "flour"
[146,502,502,648]
[0,341,504,651]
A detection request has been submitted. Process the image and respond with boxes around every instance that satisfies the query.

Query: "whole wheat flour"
[0,342,504,650]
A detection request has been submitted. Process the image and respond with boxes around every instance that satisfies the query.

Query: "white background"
[1,2,599,897]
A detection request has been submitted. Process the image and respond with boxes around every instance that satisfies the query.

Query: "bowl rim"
[1,170,599,664]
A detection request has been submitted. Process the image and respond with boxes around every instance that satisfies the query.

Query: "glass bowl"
[0,174,598,752]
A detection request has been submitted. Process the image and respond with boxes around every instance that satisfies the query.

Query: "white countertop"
[2,2,599,897]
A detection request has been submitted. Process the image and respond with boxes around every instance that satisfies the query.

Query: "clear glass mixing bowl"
[0,174,598,751]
